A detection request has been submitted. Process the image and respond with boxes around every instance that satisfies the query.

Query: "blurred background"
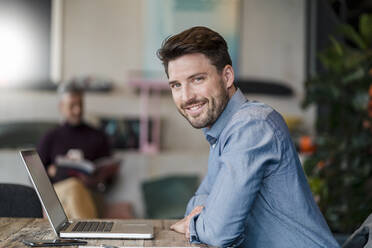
[0,0,371,238]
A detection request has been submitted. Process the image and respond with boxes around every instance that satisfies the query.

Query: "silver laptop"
[20,149,153,239]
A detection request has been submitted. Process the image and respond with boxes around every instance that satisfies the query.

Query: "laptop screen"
[20,150,68,232]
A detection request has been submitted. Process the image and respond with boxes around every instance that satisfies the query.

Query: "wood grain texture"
[0,218,207,247]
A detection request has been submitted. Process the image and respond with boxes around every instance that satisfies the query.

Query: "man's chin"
[186,117,209,129]
[179,110,209,128]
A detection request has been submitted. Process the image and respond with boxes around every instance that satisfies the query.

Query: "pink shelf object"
[128,78,169,154]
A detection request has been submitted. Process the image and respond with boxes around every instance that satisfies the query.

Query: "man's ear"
[222,65,234,89]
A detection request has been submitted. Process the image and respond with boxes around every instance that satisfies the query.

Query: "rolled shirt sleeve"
[185,172,212,216]
[185,193,208,217]
[188,119,281,247]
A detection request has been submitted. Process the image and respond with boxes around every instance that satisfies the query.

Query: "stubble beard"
[178,88,230,129]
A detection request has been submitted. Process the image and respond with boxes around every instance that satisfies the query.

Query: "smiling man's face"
[168,53,234,129]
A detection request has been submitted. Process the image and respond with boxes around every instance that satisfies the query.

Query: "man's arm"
[37,131,53,168]
[185,175,211,216]
[37,131,58,180]
[173,178,209,238]
[188,120,281,247]
[76,162,120,190]
[79,129,117,189]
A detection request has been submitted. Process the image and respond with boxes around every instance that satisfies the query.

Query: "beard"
[178,84,230,129]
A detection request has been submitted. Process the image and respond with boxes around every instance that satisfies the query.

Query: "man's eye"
[170,83,181,89]
[194,77,204,83]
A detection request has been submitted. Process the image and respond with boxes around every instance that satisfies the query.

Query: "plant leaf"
[359,14,372,46]
[343,49,367,69]
[341,67,365,84]
[318,47,344,72]
[329,36,343,56]
[338,24,367,50]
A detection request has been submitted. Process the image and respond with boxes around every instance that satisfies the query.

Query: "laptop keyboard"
[72,221,114,232]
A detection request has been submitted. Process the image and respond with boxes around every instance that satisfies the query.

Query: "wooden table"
[0,218,206,247]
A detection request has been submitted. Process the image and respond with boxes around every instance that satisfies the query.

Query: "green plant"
[302,13,372,233]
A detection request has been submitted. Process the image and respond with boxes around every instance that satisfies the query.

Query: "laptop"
[20,149,154,239]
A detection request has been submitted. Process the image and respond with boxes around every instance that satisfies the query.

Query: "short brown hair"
[157,26,232,77]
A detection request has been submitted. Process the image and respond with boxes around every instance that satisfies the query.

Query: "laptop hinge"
[59,221,71,232]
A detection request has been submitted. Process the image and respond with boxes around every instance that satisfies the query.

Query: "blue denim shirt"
[186,89,340,248]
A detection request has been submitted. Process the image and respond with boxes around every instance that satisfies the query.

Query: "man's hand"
[76,163,119,190]
[95,163,120,183]
[170,205,204,239]
[47,164,57,178]
[75,173,99,188]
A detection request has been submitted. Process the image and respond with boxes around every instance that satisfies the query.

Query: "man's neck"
[64,121,84,127]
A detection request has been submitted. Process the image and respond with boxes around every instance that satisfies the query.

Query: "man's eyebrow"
[168,72,207,85]
[188,72,207,80]
[168,80,178,86]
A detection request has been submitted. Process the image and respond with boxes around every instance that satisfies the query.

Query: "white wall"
[240,0,315,130]
[62,0,143,84]
[240,0,305,93]
[60,0,308,92]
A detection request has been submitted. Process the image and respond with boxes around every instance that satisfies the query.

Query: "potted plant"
[302,13,372,234]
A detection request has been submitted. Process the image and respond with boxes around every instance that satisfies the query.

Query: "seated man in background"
[37,81,123,219]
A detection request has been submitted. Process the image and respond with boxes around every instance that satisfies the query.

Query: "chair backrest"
[0,121,58,149]
[141,175,199,219]
[341,213,372,248]
[0,183,43,218]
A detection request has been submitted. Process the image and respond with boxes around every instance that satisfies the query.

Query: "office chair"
[0,183,42,218]
[142,175,199,219]
[0,121,58,148]
[342,213,372,248]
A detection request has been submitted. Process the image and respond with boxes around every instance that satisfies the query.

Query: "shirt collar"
[203,88,247,145]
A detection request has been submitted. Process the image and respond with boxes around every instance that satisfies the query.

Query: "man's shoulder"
[82,123,106,136]
[79,123,110,145]
[43,124,63,138]
[233,101,276,122]
[226,101,287,135]
[38,124,64,147]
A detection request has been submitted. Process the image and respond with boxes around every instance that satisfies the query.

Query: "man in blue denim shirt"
[157,26,339,247]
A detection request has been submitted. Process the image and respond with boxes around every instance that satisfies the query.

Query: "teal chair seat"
[142,175,199,219]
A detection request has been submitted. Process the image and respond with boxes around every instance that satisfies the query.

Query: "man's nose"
[72,106,82,115]
[181,84,195,102]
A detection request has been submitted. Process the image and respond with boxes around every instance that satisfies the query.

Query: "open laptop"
[20,149,153,239]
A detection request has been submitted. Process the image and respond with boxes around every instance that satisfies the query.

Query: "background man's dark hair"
[58,80,84,97]
[157,26,232,77]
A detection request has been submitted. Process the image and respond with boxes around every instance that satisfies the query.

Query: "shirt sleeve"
[185,178,210,216]
[189,119,281,247]
[185,154,217,216]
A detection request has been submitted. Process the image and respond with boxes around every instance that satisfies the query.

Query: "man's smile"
[183,101,207,117]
